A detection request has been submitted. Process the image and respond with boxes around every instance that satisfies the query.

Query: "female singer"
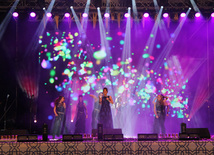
[153,94,169,134]
[52,96,66,139]
[75,95,88,134]
[90,93,102,129]
[98,87,114,129]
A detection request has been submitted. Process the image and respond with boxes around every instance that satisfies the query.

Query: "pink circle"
[30,12,36,17]
[163,13,169,18]
[195,12,201,18]
[64,13,70,17]
[46,12,52,17]
[144,13,149,18]
[124,13,130,18]
[180,13,186,18]
[13,12,19,17]
[104,13,110,18]
[82,13,88,18]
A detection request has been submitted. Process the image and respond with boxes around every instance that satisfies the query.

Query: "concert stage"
[1,137,214,154]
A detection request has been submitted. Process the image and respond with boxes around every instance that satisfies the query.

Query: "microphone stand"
[3,95,9,131]
[29,95,34,134]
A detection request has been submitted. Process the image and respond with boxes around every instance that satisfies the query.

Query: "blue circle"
[48,115,53,120]
[156,44,161,49]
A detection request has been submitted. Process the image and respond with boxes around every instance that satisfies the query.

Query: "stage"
[1,138,214,154]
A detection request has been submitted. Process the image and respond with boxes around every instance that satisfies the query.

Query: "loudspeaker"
[42,123,48,141]
[97,124,103,140]
[180,123,186,133]
[0,129,28,135]
[179,133,200,140]
[28,135,38,141]
[92,128,122,137]
[138,134,158,141]
[17,135,38,142]
[62,134,83,141]
[186,128,210,139]
[103,134,123,141]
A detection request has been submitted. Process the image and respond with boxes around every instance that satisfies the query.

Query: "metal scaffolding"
[0,0,213,19]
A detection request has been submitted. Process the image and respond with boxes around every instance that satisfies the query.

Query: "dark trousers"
[153,112,166,134]
[52,114,64,138]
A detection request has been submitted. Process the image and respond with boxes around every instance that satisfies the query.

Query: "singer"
[153,94,169,134]
[52,96,66,139]
[98,87,114,129]
[74,95,88,134]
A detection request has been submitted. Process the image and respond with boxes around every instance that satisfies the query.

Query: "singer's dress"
[98,96,113,129]
[153,100,166,134]
[91,101,101,129]
[75,103,86,134]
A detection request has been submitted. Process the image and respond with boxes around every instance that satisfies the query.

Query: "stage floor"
[1,136,214,155]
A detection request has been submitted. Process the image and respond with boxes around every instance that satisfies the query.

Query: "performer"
[115,96,127,128]
[75,95,88,134]
[153,94,169,134]
[98,87,114,129]
[52,96,66,139]
[90,93,102,129]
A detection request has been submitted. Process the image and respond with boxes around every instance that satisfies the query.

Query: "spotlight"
[211,13,214,18]
[94,0,102,8]
[30,12,36,18]
[143,13,149,18]
[124,13,130,18]
[33,115,37,123]
[189,7,191,10]
[161,6,163,8]
[97,7,100,10]
[64,13,70,18]
[43,7,46,10]
[195,12,201,18]
[180,13,186,18]
[38,0,45,9]
[163,13,169,18]
[82,13,88,18]
[67,0,74,8]
[46,12,52,17]
[128,7,131,10]
[104,13,110,18]
[13,12,19,17]
[70,6,73,9]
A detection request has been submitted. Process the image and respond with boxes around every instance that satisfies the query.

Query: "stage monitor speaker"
[186,128,210,139]
[62,134,83,141]
[180,123,186,133]
[17,135,38,142]
[138,134,158,141]
[0,129,28,135]
[103,134,123,141]
[179,133,200,140]
[92,128,122,137]
[42,123,48,141]
[97,124,103,140]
